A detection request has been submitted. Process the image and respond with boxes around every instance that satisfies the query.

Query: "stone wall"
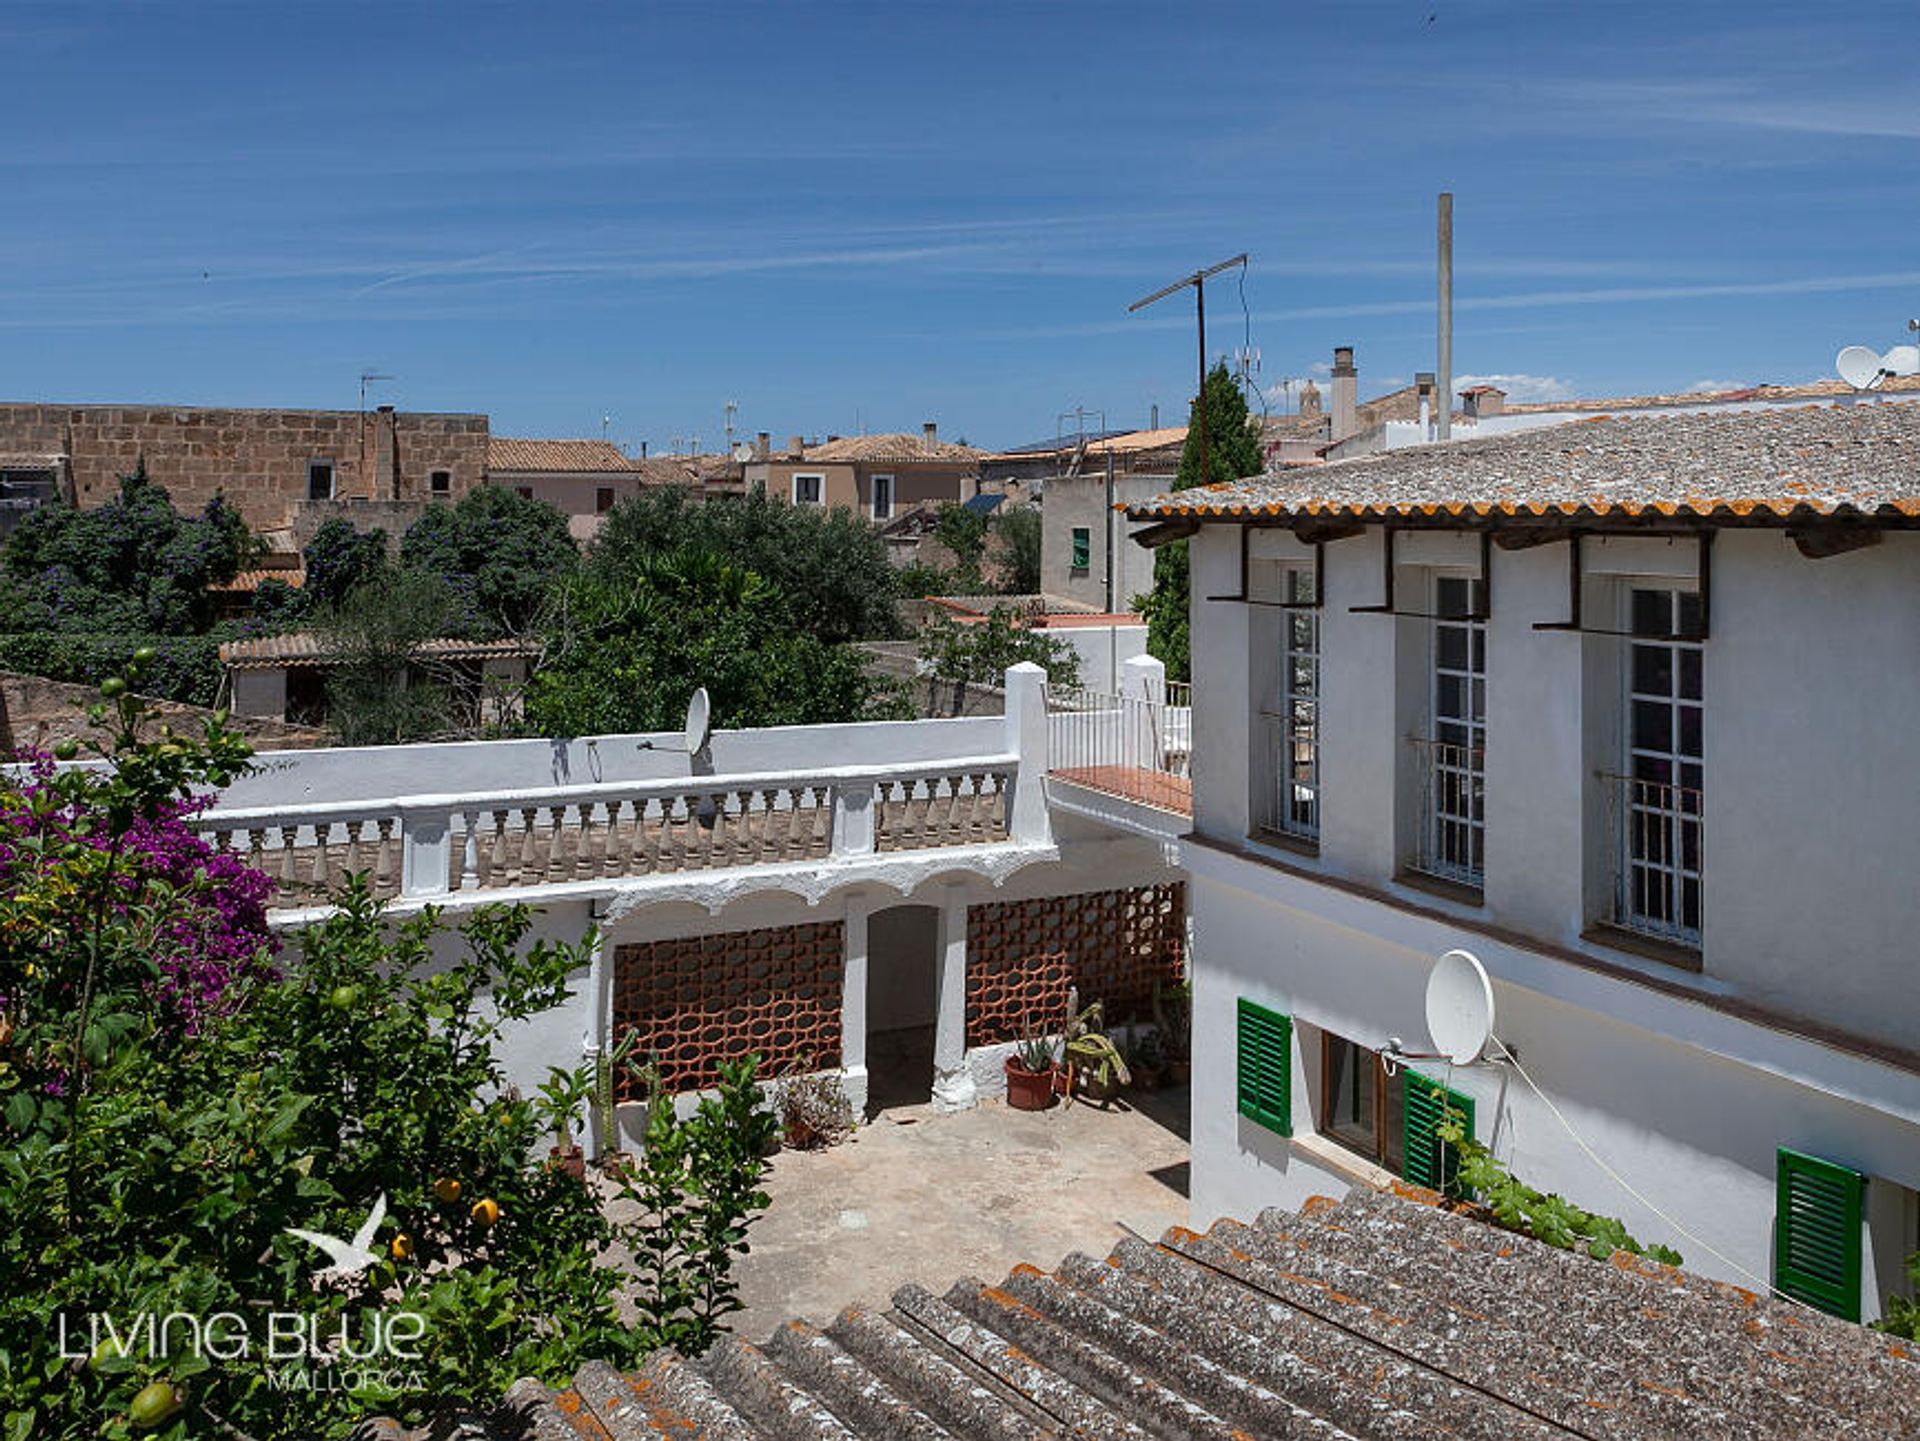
[0,403,488,534]
[0,671,329,754]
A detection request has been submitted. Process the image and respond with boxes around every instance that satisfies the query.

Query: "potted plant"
[537,1066,593,1181]
[1062,999,1131,1105]
[1004,1032,1058,1110]
[1130,1027,1168,1091]
[596,1035,645,1178]
[1154,978,1192,1085]
[779,1065,855,1150]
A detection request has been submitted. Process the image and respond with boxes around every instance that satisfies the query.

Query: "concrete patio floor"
[725,1085,1191,1342]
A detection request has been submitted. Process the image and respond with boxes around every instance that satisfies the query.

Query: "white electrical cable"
[1488,1035,1823,1314]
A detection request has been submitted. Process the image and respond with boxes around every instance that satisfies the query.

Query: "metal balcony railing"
[1253,710,1318,842]
[1600,771,1703,948]
[1046,683,1192,815]
[1408,737,1484,889]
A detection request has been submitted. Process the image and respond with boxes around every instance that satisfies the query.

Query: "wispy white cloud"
[1543,77,1920,141]
[1453,373,1575,404]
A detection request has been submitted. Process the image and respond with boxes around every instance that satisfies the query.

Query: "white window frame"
[870,473,894,519]
[1414,570,1485,889]
[1255,563,1319,843]
[1610,584,1703,947]
[791,472,824,507]
[306,459,335,501]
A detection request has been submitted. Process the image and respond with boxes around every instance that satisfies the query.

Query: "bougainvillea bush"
[0,667,775,1440]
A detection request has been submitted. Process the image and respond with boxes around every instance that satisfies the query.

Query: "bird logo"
[285,1194,387,1279]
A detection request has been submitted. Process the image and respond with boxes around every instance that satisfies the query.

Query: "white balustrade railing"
[199,756,1019,906]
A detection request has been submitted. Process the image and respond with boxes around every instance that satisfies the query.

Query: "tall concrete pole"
[1437,191,1453,441]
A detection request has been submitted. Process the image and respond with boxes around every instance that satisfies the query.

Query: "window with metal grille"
[1606,586,1704,946]
[1775,1147,1864,1321]
[1402,1070,1475,1197]
[1257,566,1319,841]
[1412,573,1485,888]
[1070,526,1090,571]
[1236,999,1292,1136]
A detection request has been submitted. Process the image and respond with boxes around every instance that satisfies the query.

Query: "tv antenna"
[359,370,395,412]
[1382,948,1498,1075]
[724,400,739,452]
[1128,254,1248,489]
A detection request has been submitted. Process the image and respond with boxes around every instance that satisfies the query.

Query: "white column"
[840,894,871,1116]
[1002,661,1051,845]
[1120,653,1166,772]
[398,804,451,897]
[930,884,978,1112]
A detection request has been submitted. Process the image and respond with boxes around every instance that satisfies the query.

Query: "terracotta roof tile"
[488,437,636,472]
[219,632,538,669]
[1128,399,1920,526]
[801,433,983,463]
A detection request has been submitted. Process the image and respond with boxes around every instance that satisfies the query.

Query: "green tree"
[0,682,777,1439]
[0,464,250,636]
[930,502,989,591]
[990,505,1043,595]
[302,516,390,608]
[917,607,1082,689]
[1140,362,1264,680]
[589,486,902,642]
[401,485,579,638]
[529,550,907,737]
[313,567,471,746]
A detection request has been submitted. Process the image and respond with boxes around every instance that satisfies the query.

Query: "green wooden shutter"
[1236,999,1291,1136]
[1403,1071,1474,1196]
[1775,1147,1864,1321]
[1071,527,1091,570]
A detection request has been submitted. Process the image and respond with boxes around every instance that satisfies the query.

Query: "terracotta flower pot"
[1004,1056,1057,1111]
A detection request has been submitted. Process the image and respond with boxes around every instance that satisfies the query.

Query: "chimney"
[1150,403,1159,430]
[374,404,397,499]
[922,420,938,454]
[1462,386,1506,420]
[1415,371,1435,433]
[1330,347,1358,443]
[754,430,770,461]
[788,435,806,457]
[640,440,648,459]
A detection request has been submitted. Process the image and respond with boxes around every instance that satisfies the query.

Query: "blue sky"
[3,2,1918,450]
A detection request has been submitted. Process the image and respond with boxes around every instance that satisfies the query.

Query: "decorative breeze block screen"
[612,921,844,1095]
[966,883,1185,1046]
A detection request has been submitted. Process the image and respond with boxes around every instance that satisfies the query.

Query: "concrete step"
[1070,1240,1562,1441]
[825,1303,1055,1441]
[996,1259,1366,1440]
[891,1280,1156,1440]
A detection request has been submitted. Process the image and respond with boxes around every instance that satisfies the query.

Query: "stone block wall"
[0,403,488,535]
[0,671,329,754]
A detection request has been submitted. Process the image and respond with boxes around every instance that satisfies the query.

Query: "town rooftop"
[1128,399,1920,528]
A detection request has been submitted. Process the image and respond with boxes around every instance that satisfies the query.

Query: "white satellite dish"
[1881,344,1920,378]
[683,687,712,755]
[1837,345,1886,391]
[1425,949,1496,1065]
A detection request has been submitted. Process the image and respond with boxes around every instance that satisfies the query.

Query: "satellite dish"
[683,687,712,755]
[1837,345,1886,391]
[1882,344,1920,378]
[1425,949,1495,1065]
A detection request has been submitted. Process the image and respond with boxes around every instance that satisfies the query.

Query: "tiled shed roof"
[489,438,637,473]
[1129,398,1920,526]
[367,1184,1920,1438]
[218,633,538,670]
[803,433,984,463]
[1501,372,1920,415]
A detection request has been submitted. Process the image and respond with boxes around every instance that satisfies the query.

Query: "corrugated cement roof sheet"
[364,1183,1920,1439]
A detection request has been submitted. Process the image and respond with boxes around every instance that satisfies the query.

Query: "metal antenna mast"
[1128,254,1246,489]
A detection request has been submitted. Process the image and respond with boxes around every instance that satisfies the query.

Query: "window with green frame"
[1237,999,1292,1136]
[1070,526,1091,571]
[1775,1147,1865,1321]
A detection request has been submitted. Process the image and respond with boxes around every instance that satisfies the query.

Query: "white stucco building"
[1129,398,1920,1324]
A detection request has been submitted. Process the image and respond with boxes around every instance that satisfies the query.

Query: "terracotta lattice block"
[966,883,1185,1046]
[612,922,844,1095]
